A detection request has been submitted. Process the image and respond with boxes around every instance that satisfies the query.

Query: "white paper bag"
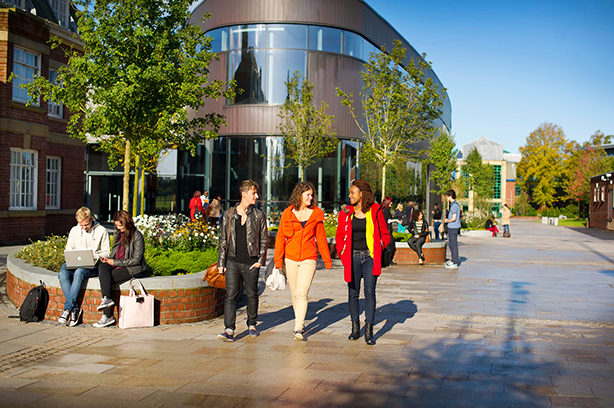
[119,278,154,329]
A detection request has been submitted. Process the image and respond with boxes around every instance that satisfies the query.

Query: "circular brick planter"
[392,241,447,265]
[6,251,225,325]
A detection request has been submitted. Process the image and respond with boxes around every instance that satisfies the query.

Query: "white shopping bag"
[263,262,287,291]
[118,279,154,329]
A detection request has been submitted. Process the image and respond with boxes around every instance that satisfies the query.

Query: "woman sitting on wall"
[485,214,500,237]
[407,210,430,265]
[95,210,147,328]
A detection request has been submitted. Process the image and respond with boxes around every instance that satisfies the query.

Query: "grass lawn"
[557,218,587,227]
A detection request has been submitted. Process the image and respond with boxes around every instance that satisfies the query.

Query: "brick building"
[589,172,614,231]
[0,1,83,245]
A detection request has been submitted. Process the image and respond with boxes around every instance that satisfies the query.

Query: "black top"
[485,219,494,229]
[301,221,307,228]
[433,209,442,220]
[232,217,259,264]
[352,216,369,251]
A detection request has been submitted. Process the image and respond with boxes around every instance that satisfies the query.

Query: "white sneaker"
[58,309,70,325]
[93,315,116,328]
[445,261,453,267]
[445,263,459,269]
[97,297,115,311]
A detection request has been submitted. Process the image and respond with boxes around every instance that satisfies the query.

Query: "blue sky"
[366,0,614,153]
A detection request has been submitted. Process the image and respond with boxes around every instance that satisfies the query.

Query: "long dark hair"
[289,181,317,210]
[412,209,424,222]
[113,210,136,245]
[351,179,375,212]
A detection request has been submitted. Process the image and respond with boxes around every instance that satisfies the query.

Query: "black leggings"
[98,263,133,317]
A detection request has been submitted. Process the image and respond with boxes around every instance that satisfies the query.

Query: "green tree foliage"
[462,148,494,212]
[517,123,572,208]
[564,130,614,216]
[277,72,338,181]
[19,0,235,210]
[425,128,457,207]
[513,191,533,216]
[359,157,416,201]
[336,40,445,198]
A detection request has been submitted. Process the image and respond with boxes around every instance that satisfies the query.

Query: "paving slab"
[1,219,614,407]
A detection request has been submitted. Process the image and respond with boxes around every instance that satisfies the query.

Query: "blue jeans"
[503,224,510,233]
[433,221,441,240]
[448,228,460,264]
[58,263,98,311]
[348,250,378,324]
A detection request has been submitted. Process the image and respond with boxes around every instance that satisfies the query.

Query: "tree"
[425,128,458,207]
[517,122,572,208]
[564,131,614,216]
[20,0,235,210]
[461,148,494,212]
[277,72,338,182]
[336,40,446,198]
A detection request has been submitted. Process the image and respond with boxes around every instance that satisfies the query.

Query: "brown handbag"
[203,207,235,289]
[426,218,432,243]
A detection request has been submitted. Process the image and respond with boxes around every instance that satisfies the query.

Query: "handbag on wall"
[119,279,154,329]
[203,207,235,289]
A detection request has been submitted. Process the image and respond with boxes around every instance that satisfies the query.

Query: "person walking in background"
[336,180,390,345]
[200,191,209,211]
[58,207,110,327]
[432,202,442,240]
[404,201,415,228]
[485,214,500,237]
[208,194,223,226]
[394,203,406,233]
[217,181,268,342]
[381,197,397,265]
[274,182,332,340]
[189,190,205,220]
[95,210,147,328]
[501,204,512,236]
[407,210,430,265]
[444,189,461,269]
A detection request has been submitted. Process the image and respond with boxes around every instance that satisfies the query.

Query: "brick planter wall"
[6,252,225,325]
[393,242,447,265]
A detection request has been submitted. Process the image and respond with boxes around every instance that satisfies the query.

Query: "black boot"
[365,323,375,345]
[348,320,360,340]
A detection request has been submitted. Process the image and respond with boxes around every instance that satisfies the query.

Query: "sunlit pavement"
[1,219,613,407]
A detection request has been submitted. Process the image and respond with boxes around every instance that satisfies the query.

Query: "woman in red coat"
[335,180,390,345]
[189,190,204,220]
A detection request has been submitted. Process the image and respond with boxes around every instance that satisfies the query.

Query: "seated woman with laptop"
[94,210,148,328]
[59,207,111,327]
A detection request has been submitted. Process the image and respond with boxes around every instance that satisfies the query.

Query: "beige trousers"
[284,259,317,331]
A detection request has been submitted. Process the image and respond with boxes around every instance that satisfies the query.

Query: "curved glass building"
[183,0,451,214]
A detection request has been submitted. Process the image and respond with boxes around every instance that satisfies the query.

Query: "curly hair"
[351,179,374,212]
[113,210,136,246]
[289,181,317,209]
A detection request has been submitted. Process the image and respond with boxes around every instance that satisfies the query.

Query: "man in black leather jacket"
[217,180,268,341]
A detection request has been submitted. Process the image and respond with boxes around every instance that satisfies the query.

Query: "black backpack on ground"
[19,281,49,323]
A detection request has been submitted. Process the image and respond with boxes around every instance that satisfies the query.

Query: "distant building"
[589,171,613,231]
[0,1,83,245]
[455,137,520,213]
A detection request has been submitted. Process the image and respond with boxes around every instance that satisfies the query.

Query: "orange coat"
[274,205,332,269]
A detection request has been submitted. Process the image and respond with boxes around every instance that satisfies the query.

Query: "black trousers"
[98,263,133,317]
[408,236,426,260]
[224,259,259,331]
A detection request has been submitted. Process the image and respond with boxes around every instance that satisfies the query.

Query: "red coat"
[335,203,391,283]
[189,197,204,220]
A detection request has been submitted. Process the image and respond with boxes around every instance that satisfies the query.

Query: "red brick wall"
[7,270,225,325]
[393,246,446,265]
[590,180,612,230]
[0,216,45,245]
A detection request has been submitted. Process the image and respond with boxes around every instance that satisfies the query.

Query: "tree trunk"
[122,140,131,211]
[381,164,387,199]
[132,154,140,217]
[140,166,145,216]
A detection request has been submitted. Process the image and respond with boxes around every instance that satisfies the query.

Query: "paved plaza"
[0,219,613,407]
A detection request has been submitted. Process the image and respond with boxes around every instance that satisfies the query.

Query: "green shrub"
[145,248,218,276]
[16,235,67,272]
[324,212,338,238]
[393,232,411,242]
[540,207,561,218]
[561,204,579,218]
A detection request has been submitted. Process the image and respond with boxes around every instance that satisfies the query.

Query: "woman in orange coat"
[274,182,332,340]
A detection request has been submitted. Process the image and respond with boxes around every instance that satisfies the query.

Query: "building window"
[601,186,606,202]
[5,0,25,8]
[12,47,40,105]
[48,69,63,118]
[207,27,228,53]
[515,185,520,196]
[228,49,266,104]
[268,25,308,50]
[46,157,61,209]
[266,50,307,104]
[493,165,501,199]
[308,26,343,53]
[9,149,38,210]
[50,0,69,28]
[343,31,364,59]
[609,188,613,219]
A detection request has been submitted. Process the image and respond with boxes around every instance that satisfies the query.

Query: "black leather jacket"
[111,229,147,276]
[408,220,430,239]
[218,205,268,267]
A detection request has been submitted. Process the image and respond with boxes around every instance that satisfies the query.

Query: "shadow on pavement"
[567,227,614,241]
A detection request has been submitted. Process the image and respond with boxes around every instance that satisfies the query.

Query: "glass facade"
[206,23,381,106]
[493,165,501,199]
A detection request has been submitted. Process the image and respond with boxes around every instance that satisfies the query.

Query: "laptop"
[64,249,97,269]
